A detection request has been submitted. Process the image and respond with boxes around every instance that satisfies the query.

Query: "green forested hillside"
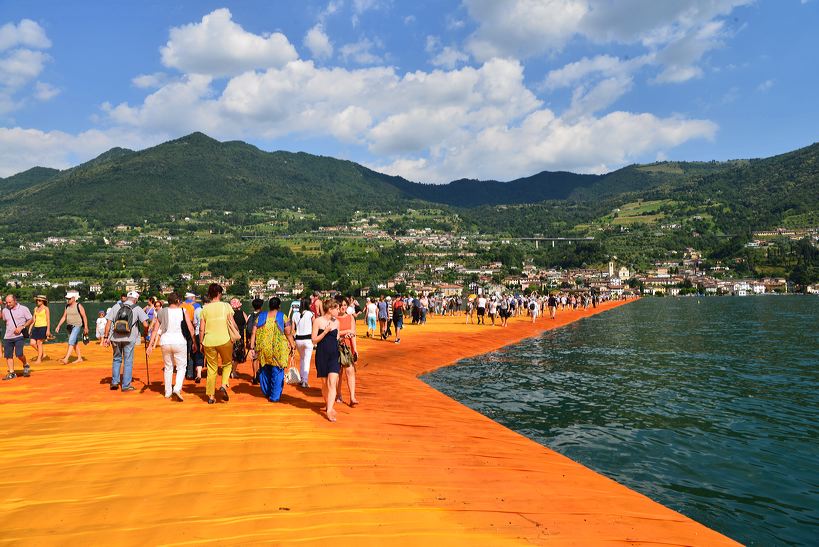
[0,132,816,237]
[0,133,418,225]
[0,166,61,194]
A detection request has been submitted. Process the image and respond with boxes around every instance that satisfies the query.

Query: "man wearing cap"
[103,291,149,392]
[54,291,88,364]
[2,294,33,380]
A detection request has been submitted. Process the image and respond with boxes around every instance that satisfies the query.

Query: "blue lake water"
[422,297,819,545]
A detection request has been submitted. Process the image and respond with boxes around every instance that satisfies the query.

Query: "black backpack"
[113,303,135,335]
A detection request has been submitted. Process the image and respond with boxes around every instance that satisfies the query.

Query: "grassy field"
[607,199,676,225]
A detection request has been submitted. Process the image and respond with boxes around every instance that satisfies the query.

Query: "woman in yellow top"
[199,283,240,405]
[29,295,51,364]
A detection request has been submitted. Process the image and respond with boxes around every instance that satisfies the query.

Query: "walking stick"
[143,325,151,387]
[144,341,151,386]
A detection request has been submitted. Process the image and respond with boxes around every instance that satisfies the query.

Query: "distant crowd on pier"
[1,286,629,422]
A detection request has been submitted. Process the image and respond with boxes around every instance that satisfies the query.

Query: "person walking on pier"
[103,291,149,392]
[392,294,404,344]
[248,297,294,403]
[335,297,359,406]
[293,297,313,388]
[312,298,341,422]
[2,294,33,380]
[147,292,196,401]
[55,291,88,364]
[30,295,51,363]
[548,293,558,319]
[199,283,239,404]
[365,297,377,338]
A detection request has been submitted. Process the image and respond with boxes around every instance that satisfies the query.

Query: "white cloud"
[304,24,333,60]
[465,0,588,60]
[339,38,383,64]
[565,75,633,119]
[33,81,59,101]
[0,19,51,51]
[1,9,720,184]
[353,0,382,12]
[465,0,752,85]
[0,126,159,177]
[430,46,470,69]
[0,20,54,115]
[544,54,649,88]
[653,20,727,83]
[0,49,50,88]
[372,110,717,182]
[426,36,469,69]
[132,72,168,89]
[757,79,774,92]
[159,8,298,77]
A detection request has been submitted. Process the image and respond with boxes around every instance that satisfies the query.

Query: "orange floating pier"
[0,300,738,545]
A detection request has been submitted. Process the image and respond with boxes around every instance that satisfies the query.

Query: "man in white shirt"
[476,295,487,325]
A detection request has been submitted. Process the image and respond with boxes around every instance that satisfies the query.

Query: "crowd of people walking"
[1,285,625,421]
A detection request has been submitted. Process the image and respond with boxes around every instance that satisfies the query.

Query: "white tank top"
[160,308,186,346]
[295,310,314,337]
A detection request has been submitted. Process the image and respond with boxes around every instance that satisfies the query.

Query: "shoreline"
[0,299,738,545]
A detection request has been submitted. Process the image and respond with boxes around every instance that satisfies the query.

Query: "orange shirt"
[338,314,354,348]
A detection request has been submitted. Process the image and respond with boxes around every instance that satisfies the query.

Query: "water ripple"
[423,297,819,546]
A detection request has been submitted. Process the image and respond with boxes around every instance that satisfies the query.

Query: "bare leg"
[74,343,84,363]
[60,345,74,364]
[336,368,344,403]
[346,365,358,405]
[326,373,339,421]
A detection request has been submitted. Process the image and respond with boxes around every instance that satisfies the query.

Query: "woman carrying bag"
[199,283,240,405]
[248,297,295,403]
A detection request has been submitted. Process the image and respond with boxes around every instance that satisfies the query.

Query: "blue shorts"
[3,337,25,358]
[68,325,82,346]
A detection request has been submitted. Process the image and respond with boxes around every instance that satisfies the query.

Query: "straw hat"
[35,295,48,304]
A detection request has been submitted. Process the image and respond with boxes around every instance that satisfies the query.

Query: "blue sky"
[0,0,817,181]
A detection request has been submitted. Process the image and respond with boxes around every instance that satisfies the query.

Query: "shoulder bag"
[225,303,242,343]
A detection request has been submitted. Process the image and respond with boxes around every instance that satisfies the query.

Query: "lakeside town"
[5,220,817,300]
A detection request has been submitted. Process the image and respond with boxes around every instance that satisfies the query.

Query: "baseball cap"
[126,291,140,299]
[184,292,196,299]
[65,291,80,300]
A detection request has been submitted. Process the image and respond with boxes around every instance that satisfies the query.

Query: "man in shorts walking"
[2,294,33,380]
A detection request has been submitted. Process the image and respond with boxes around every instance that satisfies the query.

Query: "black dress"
[232,309,247,363]
[315,328,340,378]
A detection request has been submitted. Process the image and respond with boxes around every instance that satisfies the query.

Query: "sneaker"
[22,364,31,377]
[110,384,119,390]
[219,386,229,402]
[121,385,136,392]
[395,339,400,344]
[2,372,16,380]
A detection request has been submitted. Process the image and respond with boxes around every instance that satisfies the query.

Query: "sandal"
[219,386,230,402]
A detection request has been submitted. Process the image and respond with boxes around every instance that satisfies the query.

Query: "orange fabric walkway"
[0,300,737,545]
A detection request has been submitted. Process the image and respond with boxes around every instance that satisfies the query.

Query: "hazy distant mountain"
[1,132,816,230]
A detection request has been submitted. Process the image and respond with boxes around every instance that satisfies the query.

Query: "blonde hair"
[323,298,340,311]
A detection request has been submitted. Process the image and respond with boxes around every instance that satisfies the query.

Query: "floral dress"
[255,311,289,369]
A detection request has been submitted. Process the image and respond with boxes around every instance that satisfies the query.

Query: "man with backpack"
[102,291,149,392]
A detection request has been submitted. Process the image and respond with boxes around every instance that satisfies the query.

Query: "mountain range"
[1,131,816,231]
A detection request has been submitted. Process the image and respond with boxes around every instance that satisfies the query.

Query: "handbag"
[338,340,354,367]
[285,365,301,385]
[226,304,242,343]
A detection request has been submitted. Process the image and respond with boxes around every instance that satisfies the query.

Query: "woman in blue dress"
[312,298,342,422]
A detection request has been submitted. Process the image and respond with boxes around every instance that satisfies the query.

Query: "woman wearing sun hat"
[29,295,51,364]
[54,291,88,364]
